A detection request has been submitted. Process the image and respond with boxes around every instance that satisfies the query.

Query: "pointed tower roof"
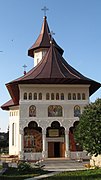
[28,16,64,57]
[1,42,100,110]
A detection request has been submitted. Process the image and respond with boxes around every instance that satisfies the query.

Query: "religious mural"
[24,122,42,153]
[48,105,62,117]
[29,105,36,117]
[74,105,81,117]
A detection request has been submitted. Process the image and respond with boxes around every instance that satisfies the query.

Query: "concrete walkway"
[24,159,89,180]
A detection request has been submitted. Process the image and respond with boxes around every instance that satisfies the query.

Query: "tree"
[74,98,101,156]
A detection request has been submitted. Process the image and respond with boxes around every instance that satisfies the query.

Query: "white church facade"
[1,14,100,161]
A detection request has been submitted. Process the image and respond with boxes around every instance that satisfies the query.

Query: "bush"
[17,162,33,174]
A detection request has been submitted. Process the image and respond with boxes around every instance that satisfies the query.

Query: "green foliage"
[74,98,101,156]
[17,162,33,174]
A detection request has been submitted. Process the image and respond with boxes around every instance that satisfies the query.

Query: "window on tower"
[29,93,32,100]
[46,93,50,100]
[68,93,71,100]
[34,93,37,100]
[24,92,27,100]
[38,93,42,100]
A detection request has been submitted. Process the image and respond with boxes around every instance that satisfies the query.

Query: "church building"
[1,12,101,161]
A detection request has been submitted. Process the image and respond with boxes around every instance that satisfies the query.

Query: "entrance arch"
[46,121,65,158]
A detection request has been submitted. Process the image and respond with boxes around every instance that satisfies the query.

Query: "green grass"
[42,169,101,180]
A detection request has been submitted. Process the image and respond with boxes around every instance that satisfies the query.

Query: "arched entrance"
[24,121,42,153]
[46,121,65,158]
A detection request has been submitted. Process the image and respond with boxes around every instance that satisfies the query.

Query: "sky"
[0,0,101,132]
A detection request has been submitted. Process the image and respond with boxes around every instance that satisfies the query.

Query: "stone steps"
[41,158,89,170]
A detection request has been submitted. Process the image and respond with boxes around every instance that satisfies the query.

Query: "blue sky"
[0,0,101,132]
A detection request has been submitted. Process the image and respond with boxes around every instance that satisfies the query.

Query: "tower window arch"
[82,93,85,100]
[46,93,50,100]
[29,105,36,117]
[24,92,27,100]
[56,93,59,100]
[74,105,81,117]
[34,93,37,100]
[61,93,64,100]
[51,93,54,100]
[77,93,81,100]
[68,93,71,100]
[29,93,32,100]
[73,93,76,100]
[38,93,42,100]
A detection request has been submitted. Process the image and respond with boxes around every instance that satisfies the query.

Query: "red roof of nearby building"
[1,42,100,110]
[1,99,15,110]
[28,16,64,57]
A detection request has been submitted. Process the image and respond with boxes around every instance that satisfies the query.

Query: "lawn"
[43,169,101,180]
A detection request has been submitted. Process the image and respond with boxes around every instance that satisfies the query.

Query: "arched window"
[61,93,64,100]
[34,93,37,100]
[74,105,81,117]
[38,93,42,100]
[46,93,50,100]
[29,105,36,117]
[51,93,54,100]
[29,93,32,100]
[68,93,71,100]
[77,93,81,100]
[82,93,85,100]
[73,93,76,100]
[56,93,59,100]
[48,105,62,117]
[24,92,27,100]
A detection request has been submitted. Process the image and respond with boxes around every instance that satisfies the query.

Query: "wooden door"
[60,142,65,157]
[48,142,54,158]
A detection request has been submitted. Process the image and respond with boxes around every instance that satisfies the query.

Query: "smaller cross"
[23,64,27,75]
[41,6,49,17]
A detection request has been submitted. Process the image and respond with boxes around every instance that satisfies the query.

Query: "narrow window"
[39,93,42,100]
[24,92,27,100]
[34,93,37,100]
[29,93,32,100]
[73,93,76,100]
[82,93,85,100]
[68,93,71,100]
[56,93,59,100]
[61,93,64,100]
[12,123,14,146]
[77,93,81,100]
[46,93,50,100]
[51,93,54,100]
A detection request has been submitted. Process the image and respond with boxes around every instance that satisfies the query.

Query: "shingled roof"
[1,42,101,110]
[28,16,64,57]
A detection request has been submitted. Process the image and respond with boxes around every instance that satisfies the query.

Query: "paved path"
[24,158,89,180]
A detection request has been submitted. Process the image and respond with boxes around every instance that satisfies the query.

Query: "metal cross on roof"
[23,64,27,75]
[41,6,49,17]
